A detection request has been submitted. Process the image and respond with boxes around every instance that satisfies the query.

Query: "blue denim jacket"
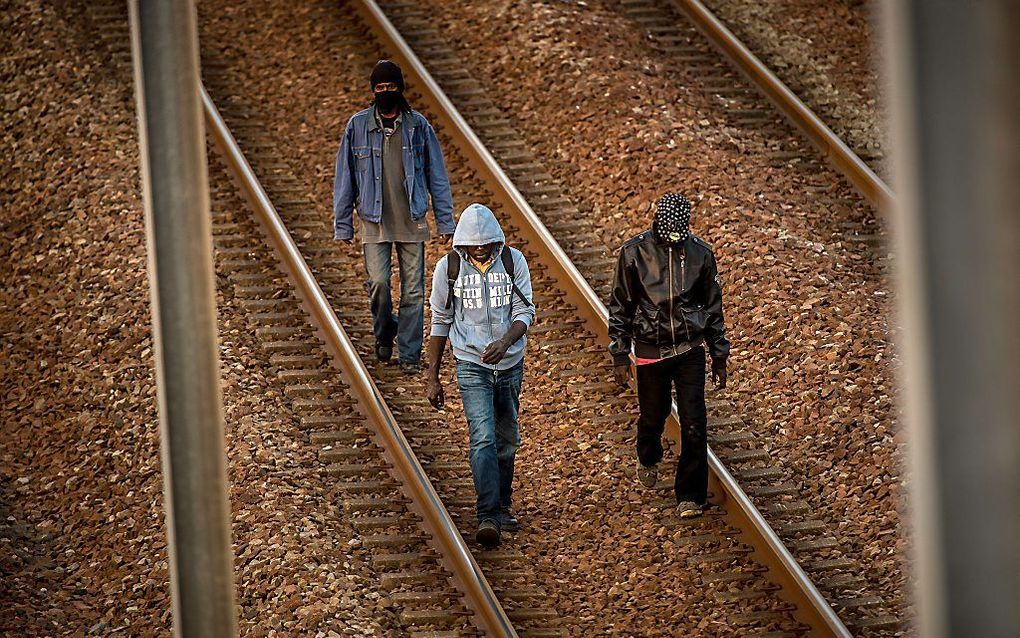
[333,107,455,240]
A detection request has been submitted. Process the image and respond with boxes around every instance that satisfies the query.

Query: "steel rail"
[201,87,518,638]
[352,1,852,636]
[670,0,894,212]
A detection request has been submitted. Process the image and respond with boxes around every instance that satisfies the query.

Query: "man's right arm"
[333,123,357,241]
[608,245,637,367]
[427,256,453,408]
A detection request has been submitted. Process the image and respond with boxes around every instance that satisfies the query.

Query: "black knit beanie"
[370,60,405,92]
[652,193,692,245]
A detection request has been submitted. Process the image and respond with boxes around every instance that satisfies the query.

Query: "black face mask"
[374,90,401,112]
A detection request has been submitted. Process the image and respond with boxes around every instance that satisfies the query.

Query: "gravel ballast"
[196,0,907,633]
[700,0,888,174]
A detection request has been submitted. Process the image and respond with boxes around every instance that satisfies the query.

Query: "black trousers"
[635,346,708,504]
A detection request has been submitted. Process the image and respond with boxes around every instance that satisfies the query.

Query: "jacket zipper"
[469,255,498,374]
[668,247,676,348]
[681,250,692,343]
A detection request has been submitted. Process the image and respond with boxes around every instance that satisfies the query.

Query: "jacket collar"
[370,107,404,132]
[649,230,690,254]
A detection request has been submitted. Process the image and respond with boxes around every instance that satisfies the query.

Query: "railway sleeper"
[372,550,438,568]
[399,608,471,626]
[818,572,868,590]
[339,479,401,494]
[321,447,379,463]
[686,549,753,566]
[284,382,337,398]
[380,569,448,589]
[702,567,765,585]
[714,585,779,603]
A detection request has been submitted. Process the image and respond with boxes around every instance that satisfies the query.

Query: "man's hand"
[427,376,445,410]
[711,358,727,389]
[481,337,509,364]
[613,363,632,387]
[435,233,453,246]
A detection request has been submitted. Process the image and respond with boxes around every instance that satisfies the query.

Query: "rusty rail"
[352,0,852,636]
[201,87,518,638]
[670,0,894,211]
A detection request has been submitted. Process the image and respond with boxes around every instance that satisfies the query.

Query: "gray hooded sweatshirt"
[429,203,535,370]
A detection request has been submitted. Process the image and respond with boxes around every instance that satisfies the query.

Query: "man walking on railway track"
[333,59,456,376]
[608,193,730,519]
[425,203,535,549]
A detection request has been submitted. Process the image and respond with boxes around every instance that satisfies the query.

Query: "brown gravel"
[194,0,908,634]
[408,0,908,622]
[1,0,906,633]
[408,0,908,625]
[195,2,803,635]
[2,2,396,635]
[1,2,164,633]
[700,0,888,173]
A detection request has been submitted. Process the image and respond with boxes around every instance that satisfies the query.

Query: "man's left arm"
[703,250,730,388]
[423,122,455,236]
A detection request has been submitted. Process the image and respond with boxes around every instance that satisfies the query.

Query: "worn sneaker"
[677,501,704,519]
[500,509,520,532]
[476,519,500,548]
[636,459,658,488]
[375,343,393,362]
[400,361,420,376]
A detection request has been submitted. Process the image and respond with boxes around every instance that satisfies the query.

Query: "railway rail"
[611,0,891,259]
[663,0,891,211]
[370,0,902,635]
[84,0,902,635]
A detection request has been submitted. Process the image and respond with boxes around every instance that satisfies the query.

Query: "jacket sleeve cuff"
[511,312,533,329]
[612,352,632,366]
[430,322,451,337]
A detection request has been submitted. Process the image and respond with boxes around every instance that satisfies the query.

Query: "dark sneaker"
[375,343,393,362]
[677,501,703,519]
[476,519,500,548]
[500,509,520,532]
[400,361,420,376]
[636,459,658,488]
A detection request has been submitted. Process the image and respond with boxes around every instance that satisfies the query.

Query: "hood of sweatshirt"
[453,203,505,251]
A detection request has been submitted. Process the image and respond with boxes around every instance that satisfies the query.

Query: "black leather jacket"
[608,232,730,365]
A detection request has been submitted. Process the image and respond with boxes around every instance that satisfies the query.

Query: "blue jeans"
[363,242,425,364]
[456,358,524,527]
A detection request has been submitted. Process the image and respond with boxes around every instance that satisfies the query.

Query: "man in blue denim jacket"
[425,203,535,549]
[333,60,455,375]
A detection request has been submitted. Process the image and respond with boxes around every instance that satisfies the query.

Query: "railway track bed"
[73,0,907,635]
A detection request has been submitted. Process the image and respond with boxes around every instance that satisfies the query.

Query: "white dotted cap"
[653,193,692,245]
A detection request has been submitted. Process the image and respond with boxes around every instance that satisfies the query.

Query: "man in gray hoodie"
[426,203,535,548]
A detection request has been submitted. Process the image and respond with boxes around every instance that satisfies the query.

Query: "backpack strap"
[500,248,532,307]
[444,250,460,310]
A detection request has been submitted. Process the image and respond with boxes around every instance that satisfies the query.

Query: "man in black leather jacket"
[608,193,730,518]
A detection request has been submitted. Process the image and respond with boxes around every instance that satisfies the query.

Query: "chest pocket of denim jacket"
[353,147,371,172]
